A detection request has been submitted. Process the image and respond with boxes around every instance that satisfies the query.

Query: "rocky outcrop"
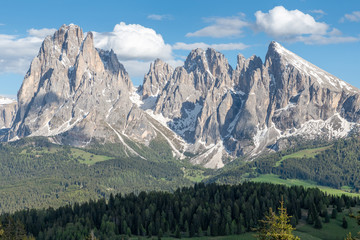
[3,24,156,150]
[0,97,17,129]
[140,59,173,99]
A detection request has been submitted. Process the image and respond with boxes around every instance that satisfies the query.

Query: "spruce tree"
[258,199,300,240]
[314,216,322,229]
[343,217,348,229]
[331,208,337,219]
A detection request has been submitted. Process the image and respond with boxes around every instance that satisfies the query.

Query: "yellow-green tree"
[258,199,300,240]
[344,213,360,240]
[0,222,3,237]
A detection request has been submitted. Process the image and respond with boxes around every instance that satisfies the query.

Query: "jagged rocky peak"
[4,24,155,148]
[266,41,357,93]
[184,48,233,78]
[141,58,174,99]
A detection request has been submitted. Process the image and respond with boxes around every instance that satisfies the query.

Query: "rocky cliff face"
[2,24,359,169]
[138,41,360,168]
[0,97,17,129]
[3,24,156,152]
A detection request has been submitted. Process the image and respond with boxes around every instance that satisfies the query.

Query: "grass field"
[70,148,112,165]
[296,208,360,240]
[250,174,360,197]
[275,145,332,167]
[182,167,209,182]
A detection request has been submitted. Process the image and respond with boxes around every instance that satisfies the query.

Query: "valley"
[0,21,360,239]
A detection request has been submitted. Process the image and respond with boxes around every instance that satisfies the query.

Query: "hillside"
[209,135,360,194]
[0,137,210,213]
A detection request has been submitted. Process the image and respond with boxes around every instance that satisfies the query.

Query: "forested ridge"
[212,136,360,192]
[0,137,206,213]
[1,182,359,239]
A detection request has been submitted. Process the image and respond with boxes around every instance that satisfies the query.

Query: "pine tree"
[157,228,163,240]
[331,208,338,219]
[343,217,348,229]
[258,199,300,240]
[314,216,322,229]
[0,222,3,237]
[175,225,181,239]
[86,230,98,240]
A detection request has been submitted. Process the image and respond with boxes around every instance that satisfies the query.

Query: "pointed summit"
[4,24,151,146]
[141,58,173,99]
[266,41,357,92]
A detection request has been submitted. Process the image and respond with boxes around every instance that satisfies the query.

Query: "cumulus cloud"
[255,6,328,37]
[147,14,172,21]
[341,11,360,22]
[93,22,172,61]
[0,30,51,74]
[173,42,249,51]
[186,16,249,38]
[27,28,56,38]
[255,6,359,44]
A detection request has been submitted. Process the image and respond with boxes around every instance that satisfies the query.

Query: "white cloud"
[294,35,359,45]
[186,16,249,38]
[173,42,249,51]
[310,9,326,15]
[341,11,360,22]
[309,9,326,19]
[27,28,56,38]
[93,22,172,61]
[255,6,359,44]
[0,23,5,26]
[121,60,152,80]
[255,6,328,38]
[147,14,171,21]
[0,30,50,74]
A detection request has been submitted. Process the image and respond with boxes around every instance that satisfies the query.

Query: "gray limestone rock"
[3,24,155,149]
[0,97,17,129]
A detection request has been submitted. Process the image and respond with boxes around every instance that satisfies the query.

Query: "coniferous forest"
[1,182,360,239]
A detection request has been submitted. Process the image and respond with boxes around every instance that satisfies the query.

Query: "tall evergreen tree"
[258,199,300,240]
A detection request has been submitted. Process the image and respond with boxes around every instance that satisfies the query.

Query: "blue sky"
[0,0,359,97]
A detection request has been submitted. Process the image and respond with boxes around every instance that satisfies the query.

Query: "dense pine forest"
[1,182,360,239]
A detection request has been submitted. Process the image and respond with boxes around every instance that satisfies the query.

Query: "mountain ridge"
[1,24,360,169]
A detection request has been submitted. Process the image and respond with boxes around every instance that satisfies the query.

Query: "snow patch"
[106,122,146,160]
[273,42,356,92]
[169,102,202,136]
[278,113,356,139]
[0,97,16,105]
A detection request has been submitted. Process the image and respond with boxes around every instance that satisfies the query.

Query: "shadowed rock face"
[2,24,360,169]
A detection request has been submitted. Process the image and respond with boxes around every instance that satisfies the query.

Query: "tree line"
[1,182,359,239]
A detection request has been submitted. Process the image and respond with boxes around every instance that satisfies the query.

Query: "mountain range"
[1,24,360,169]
